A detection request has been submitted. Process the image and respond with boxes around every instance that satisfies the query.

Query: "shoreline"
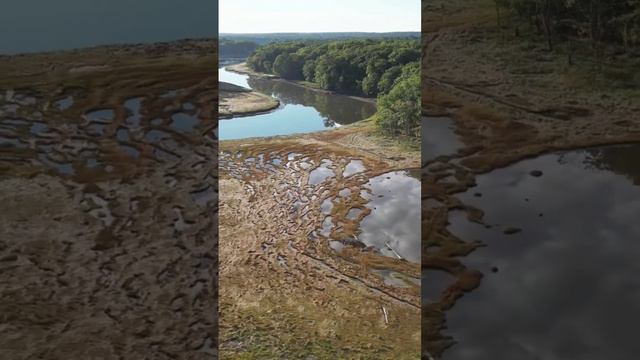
[226,62,377,105]
[219,116,421,358]
[219,80,280,119]
[422,0,640,356]
[219,62,420,358]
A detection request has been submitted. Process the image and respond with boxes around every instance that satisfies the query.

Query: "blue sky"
[220,0,420,33]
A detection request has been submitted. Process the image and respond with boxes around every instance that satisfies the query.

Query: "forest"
[219,39,259,59]
[494,0,640,58]
[221,32,420,45]
[247,39,421,137]
[246,39,421,138]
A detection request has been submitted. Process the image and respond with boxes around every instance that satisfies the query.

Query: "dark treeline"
[247,39,420,97]
[219,39,259,59]
[495,0,640,56]
[247,39,420,138]
[221,32,420,45]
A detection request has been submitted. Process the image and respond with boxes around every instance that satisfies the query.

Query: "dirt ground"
[218,119,422,359]
[422,0,640,357]
[0,40,218,359]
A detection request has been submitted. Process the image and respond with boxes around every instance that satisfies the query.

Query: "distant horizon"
[220,31,420,35]
[0,0,217,55]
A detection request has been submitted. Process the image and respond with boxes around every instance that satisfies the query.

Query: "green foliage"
[219,39,258,59]
[494,0,640,52]
[376,72,421,138]
[221,32,420,45]
[247,39,420,97]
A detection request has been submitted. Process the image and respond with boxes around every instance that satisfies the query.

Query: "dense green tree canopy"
[247,39,420,97]
[247,39,421,138]
[219,39,259,59]
[376,70,421,138]
[494,0,640,53]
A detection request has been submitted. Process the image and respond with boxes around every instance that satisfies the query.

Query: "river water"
[1,0,216,54]
[218,66,376,140]
[443,144,640,360]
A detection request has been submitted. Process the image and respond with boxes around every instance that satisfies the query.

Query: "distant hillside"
[220,39,259,59]
[221,32,420,45]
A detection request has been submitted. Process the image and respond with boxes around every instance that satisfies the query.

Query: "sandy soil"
[422,0,640,357]
[218,119,421,359]
[0,39,218,359]
[219,81,280,119]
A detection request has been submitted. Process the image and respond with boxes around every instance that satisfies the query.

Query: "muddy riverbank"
[219,81,280,119]
[422,0,640,358]
[0,39,218,359]
[226,62,377,104]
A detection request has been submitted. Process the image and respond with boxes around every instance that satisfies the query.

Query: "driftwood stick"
[382,306,389,324]
[385,242,403,260]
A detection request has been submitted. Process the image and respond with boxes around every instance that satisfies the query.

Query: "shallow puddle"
[371,269,419,288]
[124,97,143,126]
[170,112,200,133]
[343,159,365,177]
[442,144,640,360]
[191,186,216,207]
[320,216,333,237]
[120,145,140,158]
[0,136,26,148]
[346,208,362,220]
[320,198,333,214]
[55,96,74,110]
[422,116,464,165]
[308,160,335,185]
[38,153,74,175]
[85,109,115,122]
[144,129,171,142]
[116,127,129,142]
[358,171,421,263]
[30,122,48,135]
[329,240,345,252]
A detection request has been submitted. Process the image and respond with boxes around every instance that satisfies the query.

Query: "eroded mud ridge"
[0,40,218,358]
[219,138,421,359]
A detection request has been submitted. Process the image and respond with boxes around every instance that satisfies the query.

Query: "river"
[218,66,376,140]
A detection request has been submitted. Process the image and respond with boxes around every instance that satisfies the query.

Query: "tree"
[376,72,420,137]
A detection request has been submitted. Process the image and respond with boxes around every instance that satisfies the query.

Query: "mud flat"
[226,62,277,79]
[0,39,218,359]
[219,118,421,359]
[219,81,279,119]
[422,0,640,358]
